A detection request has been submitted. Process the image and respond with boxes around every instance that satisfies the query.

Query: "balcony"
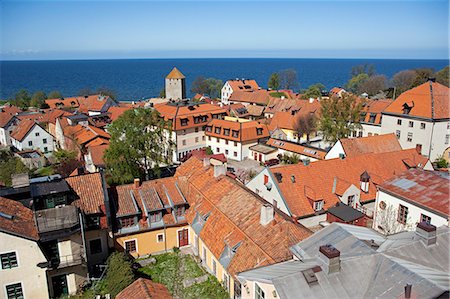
[53,247,86,269]
[35,206,80,238]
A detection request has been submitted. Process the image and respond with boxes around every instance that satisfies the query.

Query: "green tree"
[102,252,135,298]
[302,83,325,99]
[47,90,63,99]
[104,108,173,184]
[411,68,434,88]
[14,89,31,109]
[79,88,94,97]
[30,91,47,108]
[268,73,280,90]
[279,69,299,90]
[0,151,28,186]
[435,156,448,169]
[190,77,223,98]
[345,73,369,94]
[53,149,82,177]
[294,113,317,142]
[318,93,363,143]
[97,88,117,100]
[435,66,449,87]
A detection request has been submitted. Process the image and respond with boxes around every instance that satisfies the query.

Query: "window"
[6,283,23,299]
[180,118,188,126]
[150,212,162,223]
[216,147,220,153]
[420,123,426,129]
[202,247,207,262]
[35,132,40,137]
[205,126,212,132]
[85,215,100,229]
[397,119,402,125]
[223,128,230,136]
[120,217,135,227]
[44,147,48,153]
[225,149,229,155]
[125,240,137,253]
[347,195,355,206]
[195,127,199,132]
[216,138,219,143]
[215,127,221,134]
[234,280,242,298]
[234,141,237,147]
[313,200,324,211]
[212,259,217,276]
[396,130,401,139]
[256,128,263,135]
[225,140,228,145]
[232,130,239,138]
[195,137,199,143]
[352,131,357,137]
[264,175,269,185]
[397,204,408,224]
[358,131,363,137]
[28,141,33,146]
[208,136,211,141]
[175,206,185,217]
[202,136,205,141]
[446,134,450,145]
[223,273,229,292]
[409,121,414,127]
[43,138,47,144]
[89,239,102,255]
[255,283,265,299]
[368,113,376,123]
[421,214,431,224]
[157,234,164,243]
[182,140,186,146]
[233,151,237,157]
[407,132,413,142]
[1,252,18,269]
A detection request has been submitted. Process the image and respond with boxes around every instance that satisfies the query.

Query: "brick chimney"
[416,221,437,246]
[260,204,274,226]
[319,244,340,274]
[134,178,141,189]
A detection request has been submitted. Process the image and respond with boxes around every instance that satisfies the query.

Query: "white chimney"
[309,97,314,104]
[213,164,226,178]
[260,204,274,226]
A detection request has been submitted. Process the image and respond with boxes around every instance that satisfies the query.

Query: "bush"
[435,156,448,169]
[101,252,135,298]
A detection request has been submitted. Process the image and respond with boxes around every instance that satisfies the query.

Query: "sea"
[0,58,448,102]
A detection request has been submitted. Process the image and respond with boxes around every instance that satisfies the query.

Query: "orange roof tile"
[176,157,312,278]
[166,67,185,79]
[379,168,449,217]
[227,79,259,92]
[340,134,402,157]
[268,100,321,131]
[268,149,430,218]
[205,119,269,142]
[88,144,108,166]
[154,102,228,131]
[10,119,39,141]
[45,97,80,109]
[0,197,39,240]
[360,99,393,125]
[266,138,326,160]
[66,172,106,215]
[107,106,131,121]
[116,278,173,299]
[384,81,449,119]
[228,89,271,105]
[0,112,17,128]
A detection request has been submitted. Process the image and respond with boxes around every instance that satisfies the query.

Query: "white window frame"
[156,233,165,243]
[124,239,138,253]
[0,250,19,270]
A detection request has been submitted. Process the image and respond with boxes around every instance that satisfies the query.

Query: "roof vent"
[260,203,274,226]
[0,211,14,220]
[302,269,318,285]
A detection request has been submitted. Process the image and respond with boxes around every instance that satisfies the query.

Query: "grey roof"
[30,179,70,198]
[238,223,450,299]
[327,203,364,222]
[249,143,277,154]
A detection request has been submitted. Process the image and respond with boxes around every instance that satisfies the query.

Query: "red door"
[178,229,189,247]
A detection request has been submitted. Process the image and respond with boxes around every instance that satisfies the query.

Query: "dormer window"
[232,130,239,138]
[215,127,221,134]
[175,206,185,217]
[120,217,135,227]
[313,200,324,211]
[256,128,263,135]
[150,212,162,223]
[205,126,212,132]
[402,102,413,115]
[368,113,376,123]
[223,128,230,136]
[360,112,367,122]
[212,114,219,119]
[180,118,188,126]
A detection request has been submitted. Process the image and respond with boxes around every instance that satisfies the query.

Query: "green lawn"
[35,165,55,176]
[269,91,288,98]
[137,252,228,299]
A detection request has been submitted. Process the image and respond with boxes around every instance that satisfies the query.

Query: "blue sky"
[0,0,448,60]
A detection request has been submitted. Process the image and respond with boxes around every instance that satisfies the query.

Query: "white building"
[0,199,50,299]
[374,168,449,235]
[221,79,259,105]
[352,99,392,137]
[10,120,54,153]
[205,117,269,161]
[380,81,450,161]
[165,67,186,100]
[0,114,18,146]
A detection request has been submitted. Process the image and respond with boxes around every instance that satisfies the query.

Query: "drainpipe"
[79,212,89,274]
[164,223,167,252]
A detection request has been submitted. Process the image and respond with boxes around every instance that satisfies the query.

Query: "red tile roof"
[116,278,173,299]
[154,102,228,131]
[10,119,38,141]
[268,100,321,131]
[340,134,402,157]
[266,138,326,160]
[227,79,259,92]
[65,172,106,215]
[45,97,80,109]
[228,89,271,105]
[176,157,312,278]
[360,99,393,125]
[0,112,17,128]
[0,197,39,240]
[88,144,108,166]
[268,149,430,218]
[384,81,449,119]
[379,168,449,217]
[205,119,269,142]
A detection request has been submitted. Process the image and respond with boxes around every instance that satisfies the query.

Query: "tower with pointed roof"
[165,67,186,100]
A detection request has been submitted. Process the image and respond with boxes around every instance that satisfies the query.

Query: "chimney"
[360,171,370,193]
[319,244,340,274]
[260,204,274,226]
[415,144,422,155]
[134,178,141,189]
[309,97,314,104]
[332,177,338,194]
[405,284,412,299]
[203,157,210,167]
[213,164,226,178]
[416,221,437,246]
[303,159,310,166]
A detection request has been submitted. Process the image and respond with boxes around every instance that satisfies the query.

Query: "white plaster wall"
[298,214,327,228]
[176,127,207,161]
[373,190,449,234]
[11,124,54,153]
[165,78,184,100]
[249,149,279,163]
[221,82,233,104]
[240,280,278,299]
[325,140,344,159]
[206,136,243,161]
[0,232,50,299]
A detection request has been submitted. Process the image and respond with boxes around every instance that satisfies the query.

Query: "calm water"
[0,58,448,101]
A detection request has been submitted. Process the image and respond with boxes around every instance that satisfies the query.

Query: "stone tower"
[165,67,186,100]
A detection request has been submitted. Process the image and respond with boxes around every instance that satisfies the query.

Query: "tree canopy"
[301,83,325,99]
[294,113,317,142]
[104,108,173,184]
[267,73,280,90]
[47,90,63,99]
[0,151,28,186]
[279,69,299,90]
[30,91,47,108]
[190,77,223,99]
[318,93,363,143]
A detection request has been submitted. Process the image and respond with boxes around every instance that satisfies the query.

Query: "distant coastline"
[1,58,448,102]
